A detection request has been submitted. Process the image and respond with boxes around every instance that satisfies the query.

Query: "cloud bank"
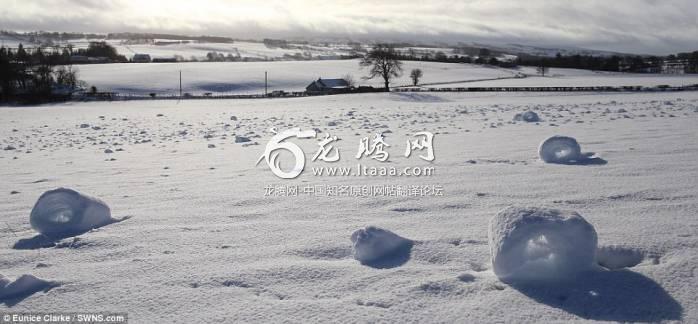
[1,0,696,54]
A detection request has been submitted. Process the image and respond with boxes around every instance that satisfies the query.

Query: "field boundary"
[393,85,698,93]
[65,84,698,102]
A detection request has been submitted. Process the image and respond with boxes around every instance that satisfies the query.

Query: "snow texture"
[351,226,413,268]
[538,135,582,164]
[0,274,57,305]
[596,245,646,269]
[30,188,113,238]
[488,206,598,282]
[1,86,697,322]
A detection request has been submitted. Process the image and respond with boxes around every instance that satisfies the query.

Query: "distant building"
[263,38,288,48]
[662,60,688,74]
[70,55,89,64]
[152,57,177,63]
[70,55,110,64]
[305,78,351,95]
[315,55,341,60]
[132,54,152,63]
[88,57,110,64]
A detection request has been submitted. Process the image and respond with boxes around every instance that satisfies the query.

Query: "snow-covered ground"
[110,40,353,61]
[0,35,359,61]
[74,60,698,97]
[76,60,517,95]
[460,67,698,88]
[1,88,697,322]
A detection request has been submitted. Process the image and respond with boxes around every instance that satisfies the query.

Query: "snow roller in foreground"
[30,188,114,238]
[538,135,582,164]
[488,207,598,282]
[351,226,412,264]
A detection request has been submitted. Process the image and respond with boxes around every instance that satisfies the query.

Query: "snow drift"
[538,135,582,164]
[30,188,114,238]
[488,207,598,282]
[351,226,413,267]
[0,274,57,302]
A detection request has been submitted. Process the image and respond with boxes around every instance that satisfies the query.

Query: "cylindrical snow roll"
[522,111,540,122]
[30,188,112,238]
[538,135,581,163]
[351,226,412,264]
[488,207,598,282]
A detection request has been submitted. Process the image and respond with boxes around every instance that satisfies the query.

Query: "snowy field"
[463,72,698,88]
[109,40,357,61]
[0,35,358,61]
[1,90,698,322]
[75,60,698,97]
[429,67,698,88]
[76,60,517,95]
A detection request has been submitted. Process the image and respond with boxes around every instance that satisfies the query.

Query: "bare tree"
[360,44,403,91]
[537,62,549,76]
[342,73,356,88]
[55,65,78,88]
[409,68,423,86]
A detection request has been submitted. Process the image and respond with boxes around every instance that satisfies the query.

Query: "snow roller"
[538,135,582,164]
[488,207,598,282]
[30,188,113,238]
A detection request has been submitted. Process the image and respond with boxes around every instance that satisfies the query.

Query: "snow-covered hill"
[75,60,518,95]
[1,90,697,322]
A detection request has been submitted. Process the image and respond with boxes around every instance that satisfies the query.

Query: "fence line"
[74,84,698,101]
[392,85,698,93]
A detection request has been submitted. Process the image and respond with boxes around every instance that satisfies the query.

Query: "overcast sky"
[1,0,696,54]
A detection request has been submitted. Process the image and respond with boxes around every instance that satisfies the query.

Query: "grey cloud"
[0,0,695,54]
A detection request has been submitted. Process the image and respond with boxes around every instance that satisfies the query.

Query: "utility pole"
[264,71,268,97]
[179,70,182,97]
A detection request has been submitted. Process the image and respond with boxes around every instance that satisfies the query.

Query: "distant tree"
[409,68,423,86]
[360,44,403,91]
[348,42,363,53]
[31,47,55,95]
[72,41,127,62]
[16,43,28,62]
[84,42,117,59]
[478,48,491,58]
[537,61,549,76]
[55,65,78,88]
[342,73,356,87]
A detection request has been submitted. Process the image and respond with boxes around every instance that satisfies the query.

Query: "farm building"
[305,78,351,95]
[132,54,152,63]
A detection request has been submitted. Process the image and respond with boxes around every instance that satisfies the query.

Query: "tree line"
[0,42,123,102]
[520,51,698,74]
[372,43,698,73]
